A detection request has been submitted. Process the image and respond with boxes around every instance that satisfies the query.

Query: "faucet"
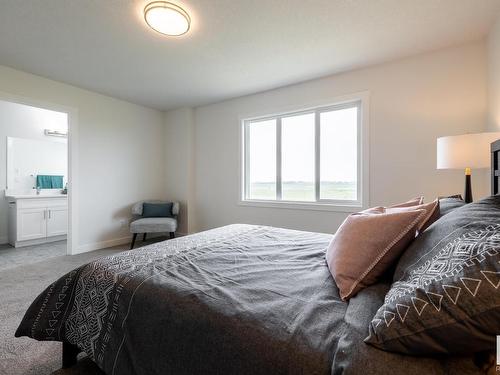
[36,186,41,195]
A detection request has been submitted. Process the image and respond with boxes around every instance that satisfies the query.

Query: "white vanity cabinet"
[7,196,68,247]
[46,206,68,237]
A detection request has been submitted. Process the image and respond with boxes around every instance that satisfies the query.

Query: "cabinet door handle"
[44,210,46,219]
[48,210,51,219]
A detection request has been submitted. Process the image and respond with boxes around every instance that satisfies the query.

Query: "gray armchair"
[129,200,179,249]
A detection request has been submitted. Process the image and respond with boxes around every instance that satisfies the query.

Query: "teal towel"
[36,175,64,189]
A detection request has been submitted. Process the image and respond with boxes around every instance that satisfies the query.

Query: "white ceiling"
[0,0,499,111]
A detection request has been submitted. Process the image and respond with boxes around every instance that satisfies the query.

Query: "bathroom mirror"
[6,136,67,191]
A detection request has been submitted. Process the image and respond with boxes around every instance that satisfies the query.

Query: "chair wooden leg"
[170,232,175,239]
[130,233,137,249]
[62,342,80,368]
[143,233,147,241]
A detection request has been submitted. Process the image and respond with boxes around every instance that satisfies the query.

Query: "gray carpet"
[0,241,67,272]
[0,237,167,375]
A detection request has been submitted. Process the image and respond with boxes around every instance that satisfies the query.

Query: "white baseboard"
[74,232,186,255]
[15,235,66,248]
[75,236,131,255]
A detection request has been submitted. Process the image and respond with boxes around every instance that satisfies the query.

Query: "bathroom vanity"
[5,193,68,248]
[4,135,68,248]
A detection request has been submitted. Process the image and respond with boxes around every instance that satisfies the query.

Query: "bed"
[15,145,500,375]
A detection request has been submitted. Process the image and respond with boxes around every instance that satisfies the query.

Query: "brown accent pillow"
[388,199,440,232]
[326,208,427,300]
[390,197,424,208]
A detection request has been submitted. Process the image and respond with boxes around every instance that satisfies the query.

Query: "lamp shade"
[437,132,500,170]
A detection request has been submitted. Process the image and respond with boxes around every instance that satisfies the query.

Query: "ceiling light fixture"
[144,1,190,36]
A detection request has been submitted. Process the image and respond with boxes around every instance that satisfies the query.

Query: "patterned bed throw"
[16,225,341,375]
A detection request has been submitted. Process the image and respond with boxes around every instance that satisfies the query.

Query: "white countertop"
[4,190,67,200]
[6,194,67,200]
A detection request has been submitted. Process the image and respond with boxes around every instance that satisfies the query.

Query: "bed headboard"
[492,139,500,195]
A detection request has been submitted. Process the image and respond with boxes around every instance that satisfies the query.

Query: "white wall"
[189,42,488,234]
[0,65,166,251]
[1,39,491,247]
[488,14,500,131]
[164,107,195,234]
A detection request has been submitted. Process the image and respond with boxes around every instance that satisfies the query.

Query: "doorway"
[0,94,77,267]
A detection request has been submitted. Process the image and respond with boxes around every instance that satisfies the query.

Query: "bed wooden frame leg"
[62,342,80,368]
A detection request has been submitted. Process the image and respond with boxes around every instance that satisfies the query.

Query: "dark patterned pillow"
[365,196,500,355]
[439,196,466,217]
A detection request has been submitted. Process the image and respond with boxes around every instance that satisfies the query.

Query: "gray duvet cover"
[16,224,481,374]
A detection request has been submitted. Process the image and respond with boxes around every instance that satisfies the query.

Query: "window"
[242,99,366,210]
[247,119,277,200]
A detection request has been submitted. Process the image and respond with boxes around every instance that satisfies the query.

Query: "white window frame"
[239,92,369,213]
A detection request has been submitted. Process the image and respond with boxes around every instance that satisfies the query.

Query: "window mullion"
[276,117,282,200]
[356,102,362,205]
[244,122,250,200]
[314,111,320,202]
